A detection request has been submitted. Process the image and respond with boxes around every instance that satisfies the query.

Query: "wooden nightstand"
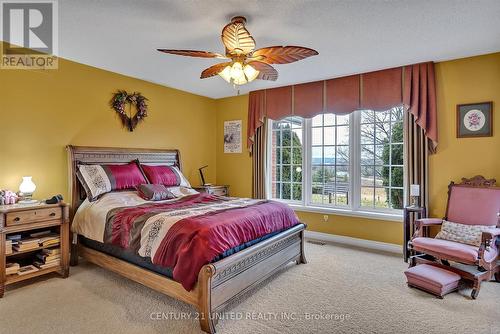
[193,185,230,197]
[0,202,70,298]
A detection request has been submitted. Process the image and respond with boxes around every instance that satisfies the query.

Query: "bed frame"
[67,145,307,333]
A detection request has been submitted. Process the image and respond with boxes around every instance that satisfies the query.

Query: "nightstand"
[0,202,70,297]
[193,185,230,197]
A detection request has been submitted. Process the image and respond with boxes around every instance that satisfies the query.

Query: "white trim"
[289,203,403,222]
[305,230,402,254]
[303,118,312,205]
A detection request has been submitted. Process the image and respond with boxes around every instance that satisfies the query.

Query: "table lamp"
[19,176,37,204]
[409,184,420,208]
[198,165,211,186]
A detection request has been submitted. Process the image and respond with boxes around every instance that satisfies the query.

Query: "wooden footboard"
[76,223,306,333]
[198,224,306,332]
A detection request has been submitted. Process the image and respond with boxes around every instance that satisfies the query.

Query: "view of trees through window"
[311,114,350,206]
[270,116,303,201]
[360,107,404,210]
[269,106,404,212]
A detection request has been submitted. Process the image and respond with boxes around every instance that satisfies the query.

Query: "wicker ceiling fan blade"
[157,49,228,59]
[221,16,256,55]
[249,61,278,81]
[200,62,232,79]
[249,46,318,64]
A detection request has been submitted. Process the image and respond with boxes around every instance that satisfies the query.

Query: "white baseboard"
[304,230,402,255]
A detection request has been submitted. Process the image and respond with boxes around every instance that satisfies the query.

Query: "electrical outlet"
[323,215,329,222]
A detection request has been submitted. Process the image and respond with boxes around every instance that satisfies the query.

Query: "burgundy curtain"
[247,62,438,153]
[247,90,266,153]
[403,62,438,152]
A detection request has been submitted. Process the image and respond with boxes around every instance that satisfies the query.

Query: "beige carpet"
[2,241,499,334]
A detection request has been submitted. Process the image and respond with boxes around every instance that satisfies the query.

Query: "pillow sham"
[435,220,494,247]
[137,184,176,201]
[77,162,147,202]
[140,164,191,187]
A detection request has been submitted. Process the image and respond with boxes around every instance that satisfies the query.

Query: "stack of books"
[12,238,40,252]
[7,234,21,251]
[31,230,60,247]
[5,239,13,255]
[17,265,39,276]
[6,262,20,275]
[34,248,61,269]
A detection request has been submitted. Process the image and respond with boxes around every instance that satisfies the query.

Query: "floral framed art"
[456,102,493,138]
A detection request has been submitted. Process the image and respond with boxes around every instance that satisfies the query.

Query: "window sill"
[287,203,403,222]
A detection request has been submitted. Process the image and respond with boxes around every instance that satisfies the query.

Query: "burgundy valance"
[326,75,360,114]
[266,86,292,120]
[247,62,437,152]
[361,67,402,111]
[294,81,324,118]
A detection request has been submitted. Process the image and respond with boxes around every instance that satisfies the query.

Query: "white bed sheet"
[72,187,199,242]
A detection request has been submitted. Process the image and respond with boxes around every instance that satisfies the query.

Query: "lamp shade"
[19,176,36,194]
[410,184,420,197]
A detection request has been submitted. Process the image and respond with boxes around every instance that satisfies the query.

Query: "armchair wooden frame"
[408,176,500,299]
[67,146,307,333]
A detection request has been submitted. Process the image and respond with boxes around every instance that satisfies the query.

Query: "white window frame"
[266,111,404,222]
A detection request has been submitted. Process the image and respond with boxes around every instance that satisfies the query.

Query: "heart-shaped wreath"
[111,90,148,131]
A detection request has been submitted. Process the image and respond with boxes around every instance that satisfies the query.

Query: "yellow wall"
[0,53,217,200]
[215,95,253,198]
[215,52,500,246]
[430,53,500,217]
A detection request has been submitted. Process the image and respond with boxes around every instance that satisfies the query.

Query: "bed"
[67,145,306,333]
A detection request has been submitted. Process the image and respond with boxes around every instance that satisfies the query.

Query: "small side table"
[403,206,426,263]
[0,202,70,297]
[193,185,229,197]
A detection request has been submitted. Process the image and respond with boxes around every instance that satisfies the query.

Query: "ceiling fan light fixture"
[230,62,244,81]
[218,65,232,83]
[158,15,318,87]
[243,64,259,82]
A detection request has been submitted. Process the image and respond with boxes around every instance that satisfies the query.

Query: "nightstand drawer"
[6,207,62,226]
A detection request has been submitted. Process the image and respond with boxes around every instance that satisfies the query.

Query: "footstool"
[404,264,461,298]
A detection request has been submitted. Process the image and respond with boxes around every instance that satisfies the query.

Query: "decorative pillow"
[435,220,495,247]
[140,164,191,187]
[137,184,176,201]
[167,186,199,198]
[77,162,147,202]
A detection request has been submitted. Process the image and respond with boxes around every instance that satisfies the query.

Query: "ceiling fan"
[157,16,319,86]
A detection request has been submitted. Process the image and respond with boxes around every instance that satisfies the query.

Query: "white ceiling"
[59,0,500,99]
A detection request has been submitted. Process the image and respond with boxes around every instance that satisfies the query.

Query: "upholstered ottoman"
[404,264,461,298]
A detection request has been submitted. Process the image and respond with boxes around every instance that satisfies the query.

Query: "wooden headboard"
[66,145,181,217]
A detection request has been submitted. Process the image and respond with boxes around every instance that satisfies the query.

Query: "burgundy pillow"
[137,184,176,201]
[140,165,190,187]
[77,162,147,201]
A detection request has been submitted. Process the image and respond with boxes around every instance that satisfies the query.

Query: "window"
[359,108,404,210]
[270,116,303,202]
[311,114,350,207]
[268,106,405,216]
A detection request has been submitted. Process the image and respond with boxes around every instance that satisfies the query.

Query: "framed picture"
[456,102,493,138]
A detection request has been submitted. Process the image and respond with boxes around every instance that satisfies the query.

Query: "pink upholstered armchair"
[408,176,500,299]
